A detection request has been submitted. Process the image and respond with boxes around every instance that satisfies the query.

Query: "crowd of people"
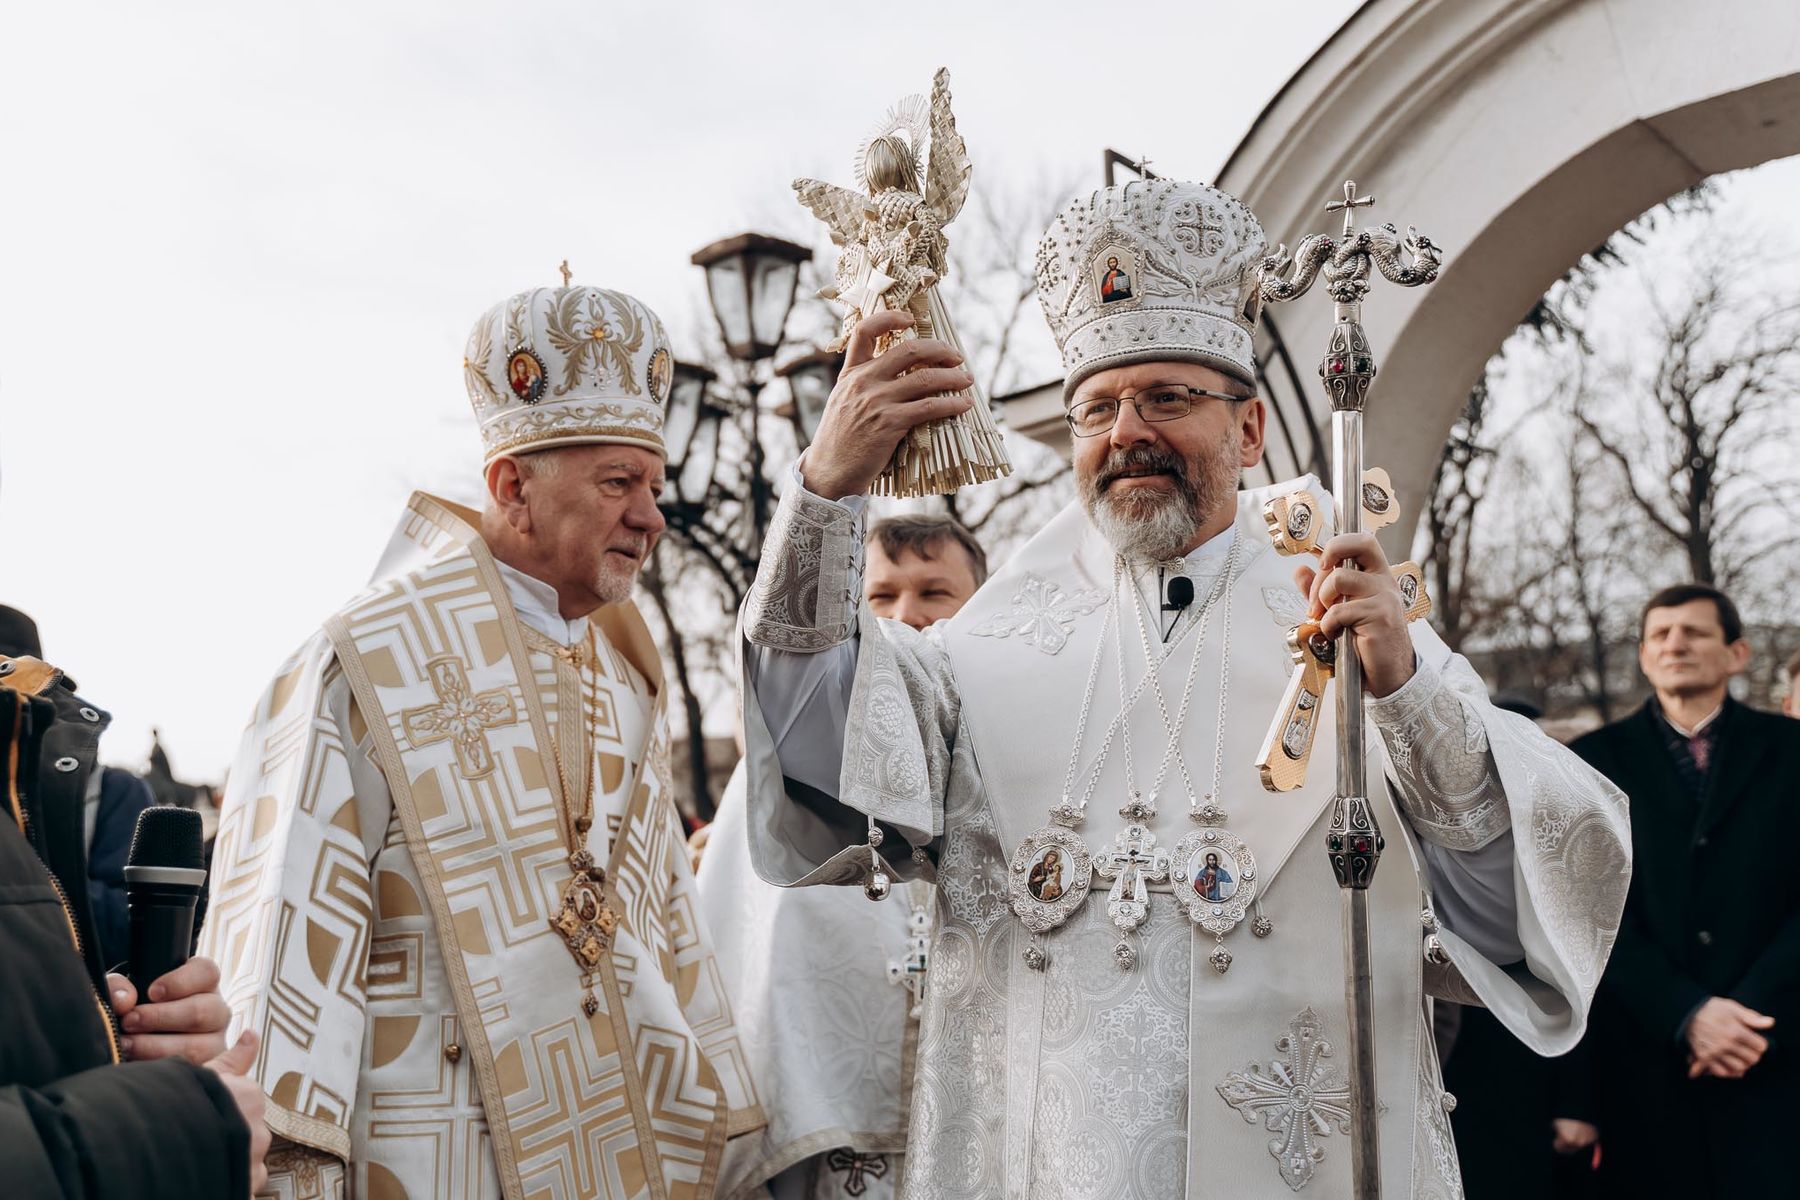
[4,177,1797,1200]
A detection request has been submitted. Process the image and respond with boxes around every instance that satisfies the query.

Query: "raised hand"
[798,311,973,501]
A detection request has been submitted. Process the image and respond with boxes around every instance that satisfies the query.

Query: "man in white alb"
[733,180,1632,1197]
[699,514,987,1200]
[203,279,760,1199]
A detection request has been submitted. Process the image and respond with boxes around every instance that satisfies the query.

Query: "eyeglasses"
[1065,384,1248,437]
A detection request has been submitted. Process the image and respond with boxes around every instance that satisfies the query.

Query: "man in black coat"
[0,606,156,968]
[1571,583,1800,1197]
[0,658,268,1198]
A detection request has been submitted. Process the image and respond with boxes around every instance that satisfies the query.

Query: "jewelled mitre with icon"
[463,282,676,463]
[1036,179,1269,400]
[794,67,1012,498]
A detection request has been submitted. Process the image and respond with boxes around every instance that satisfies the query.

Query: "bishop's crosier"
[737,180,1632,1197]
[203,280,762,1199]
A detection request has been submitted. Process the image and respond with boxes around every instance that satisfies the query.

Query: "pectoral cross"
[1094,823,1169,937]
[548,857,619,1017]
[1327,180,1376,238]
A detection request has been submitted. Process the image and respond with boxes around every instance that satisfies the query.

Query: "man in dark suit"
[1571,583,1800,1197]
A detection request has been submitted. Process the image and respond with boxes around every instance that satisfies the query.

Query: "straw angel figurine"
[794,68,1012,497]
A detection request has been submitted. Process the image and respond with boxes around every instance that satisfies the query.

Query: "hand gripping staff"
[1252,180,1441,1200]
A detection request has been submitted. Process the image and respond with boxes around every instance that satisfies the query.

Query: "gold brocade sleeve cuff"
[1367,654,1511,852]
[743,482,864,653]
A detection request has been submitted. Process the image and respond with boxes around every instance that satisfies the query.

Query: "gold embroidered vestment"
[202,493,761,1199]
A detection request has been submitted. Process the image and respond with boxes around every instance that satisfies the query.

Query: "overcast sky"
[0,0,1374,779]
[11,1,1794,786]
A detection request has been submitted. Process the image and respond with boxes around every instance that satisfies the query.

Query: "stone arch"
[1217,0,1800,542]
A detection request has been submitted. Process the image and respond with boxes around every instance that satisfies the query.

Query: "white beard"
[1080,427,1240,564]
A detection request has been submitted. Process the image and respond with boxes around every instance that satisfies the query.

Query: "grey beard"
[1080,434,1240,563]
[1090,491,1201,563]
[593,557,640,606]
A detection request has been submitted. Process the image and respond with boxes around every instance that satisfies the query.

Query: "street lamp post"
[690,233,813,361]
[651,234,817,821]
[689,232,812,550]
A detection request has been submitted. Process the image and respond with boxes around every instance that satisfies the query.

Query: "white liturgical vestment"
[736,475,1631,1199]
[203,493,760,1200]
[698,764,918,1199]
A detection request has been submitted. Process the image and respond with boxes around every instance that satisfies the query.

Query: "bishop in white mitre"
[735,180,1632,1198]
[202,281,761,1199]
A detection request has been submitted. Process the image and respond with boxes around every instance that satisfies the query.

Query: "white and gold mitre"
[1036,180,1268,398]
[463,285,676,463]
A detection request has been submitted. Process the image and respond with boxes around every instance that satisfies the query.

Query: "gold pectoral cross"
[548,852,619,1017]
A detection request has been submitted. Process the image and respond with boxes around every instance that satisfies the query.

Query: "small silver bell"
[864,868,892,902]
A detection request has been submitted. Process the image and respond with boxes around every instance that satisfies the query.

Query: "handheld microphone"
[124,807,207,994]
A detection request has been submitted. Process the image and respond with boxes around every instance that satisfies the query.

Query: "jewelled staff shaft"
[1256,179,1441,1200]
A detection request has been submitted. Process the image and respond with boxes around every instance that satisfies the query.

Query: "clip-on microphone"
[1159,570,1195,643]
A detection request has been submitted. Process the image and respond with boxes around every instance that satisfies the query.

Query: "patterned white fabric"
[699,764,916,1199]
[463,285,674,462]
[206,494,759,1200]
[739,478,1632,1197]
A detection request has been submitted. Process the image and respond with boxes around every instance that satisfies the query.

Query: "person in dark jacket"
[0,658,268,1197]
[1570,583,1800,1197]
[83,766,156,967]
[0,606,156,967]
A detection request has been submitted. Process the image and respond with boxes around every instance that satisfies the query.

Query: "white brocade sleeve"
[1368,654,1525,964]
[1377,621,1632,1054]
[199,636,388,1170]
[739,478,957,890]
[742,473,867,798]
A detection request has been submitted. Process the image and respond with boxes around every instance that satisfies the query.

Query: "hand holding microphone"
[112,806,229,1063]
[108,956,230,1064]
[113,807,269,1192]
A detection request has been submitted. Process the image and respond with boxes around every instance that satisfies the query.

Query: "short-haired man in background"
[1571,583,1800,1197]
[863,514,989,631]
[696,514,985,1199]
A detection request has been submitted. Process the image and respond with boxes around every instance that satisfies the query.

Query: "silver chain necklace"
[1009,536,1267,973]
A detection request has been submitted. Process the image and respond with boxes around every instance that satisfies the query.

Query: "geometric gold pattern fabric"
[203,492,761,1200]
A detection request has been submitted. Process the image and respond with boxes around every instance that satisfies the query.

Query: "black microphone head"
[1166,575,1195,608]
[127,806,205,872]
